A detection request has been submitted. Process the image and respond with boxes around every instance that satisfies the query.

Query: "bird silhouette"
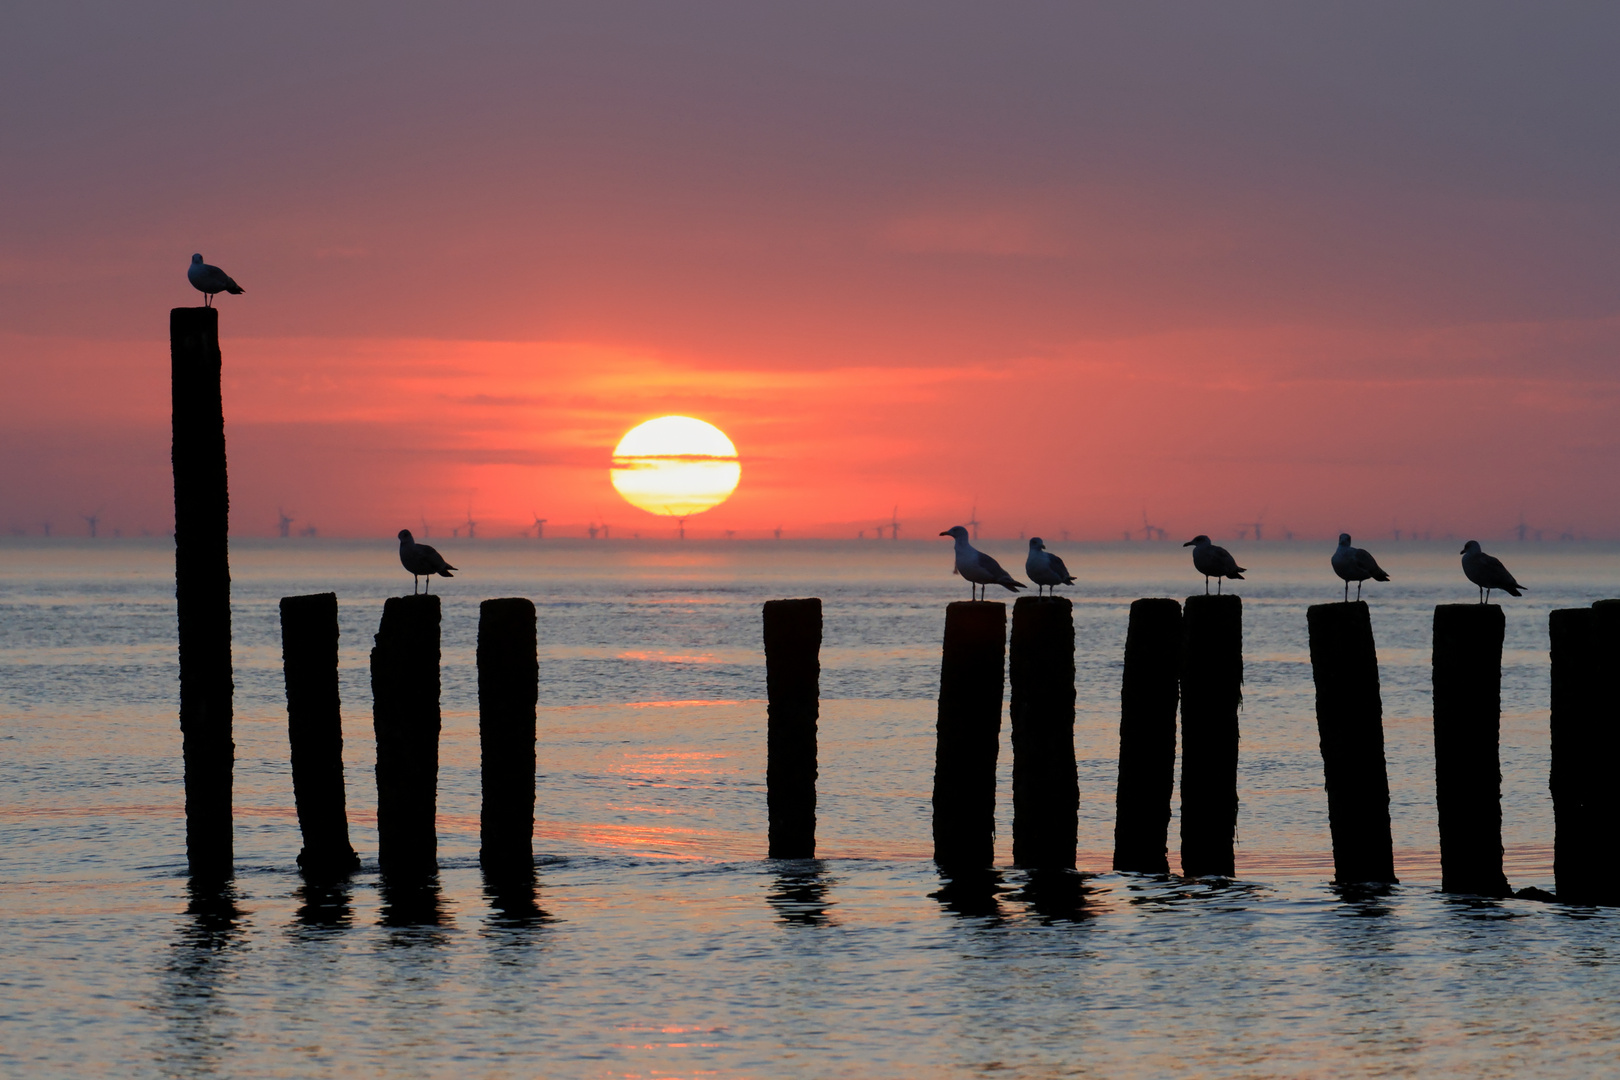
[1331,533,1390,601]
[397,529,456,594]
[1025,537,1076,597]
[1460,540,1525,603]
[187,254,244,307]
[1184,535,1246,594]
[940,525,1026,600]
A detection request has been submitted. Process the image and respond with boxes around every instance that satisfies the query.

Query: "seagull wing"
[1212,545,1246,579]
[976,550,1026,591]
[1481,553,1523,595]
[1354,548,1390,582]
[1046,551,1076,584]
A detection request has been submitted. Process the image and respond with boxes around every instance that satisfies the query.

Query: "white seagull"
[1184,535,1246,594]
[1331,533,1391,602]
[187,254,245,307]
[398,529,457,594]
[1025,537,1075,597]
[1460,540,1525,603]
[940,525,1026,600]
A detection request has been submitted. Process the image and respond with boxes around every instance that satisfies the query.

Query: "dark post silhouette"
[479,598,539,876]
[1113,598,1182,874]
[1180,594,1242,877]
[1432,604,1511,897]
[933,602,1007,869]
[371,594,442,875]
[764,598,821,859]
[1306,602,1396,884]
[1009,597,1077,869]
[171,306,234,877]
[279,593,358,875]
[1550,603,1620,904]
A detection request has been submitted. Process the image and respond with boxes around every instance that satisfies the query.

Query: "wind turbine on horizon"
[81,507,103,539]
[888,506,901,541]
[464,508,478,540]
[277,508,295,538]
[966,501,982,542]
[530,513,547,539]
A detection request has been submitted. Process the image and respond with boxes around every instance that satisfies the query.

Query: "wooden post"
[1306,601,1396,884]
[280,592,358,875]
[1550,603,1620,905]
[1180,594,1242,877]
[764,598,821,859]
[933,602,1007,869]
[171,306,234,877]
[371,594,441,876]
[479,598,538,876]
[1113,598,1181,874]
[1009,596,1077,869]
[1432,604,1511,897]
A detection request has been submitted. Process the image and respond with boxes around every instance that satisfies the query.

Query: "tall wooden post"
[933,602,1007,869]
[1432,604,1511,897]
[1550,603,1620,905]
[171,306,233,877]
[1009,597,1077,869]
[1306,602,1396,884]
[280,592,358,875]
[479,598,539,876]
[371,594,442,876]
[1180,594,1242,877]
[764,598,821,859]
[1113,598,1181,874]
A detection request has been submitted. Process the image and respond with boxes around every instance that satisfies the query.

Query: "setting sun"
[610,416,741,518]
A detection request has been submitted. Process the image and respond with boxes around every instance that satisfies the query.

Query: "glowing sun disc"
[611,416,741,517]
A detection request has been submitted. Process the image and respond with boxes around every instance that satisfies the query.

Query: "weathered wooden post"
[1009,596,1077,869]
[1180,593,1242,877]
[171,306,234,877]
[479,598,539,877]
[1307,601,1396,884]
[764,598,821,859]
[933,602,1007,869]
[1549,602,1620,905]
[280,592,358,875]
[371,594,441,876]
[1113,598,1181,874]
[1432,604,1511,897]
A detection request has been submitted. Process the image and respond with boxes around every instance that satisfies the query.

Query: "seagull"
[398,529,456,594]
[1460,540,1525,603]
[1025,537,1075,597]
[1331,533,1391,602]
[1184,535,1246,594]
[940,525,1026,600]
[187,254,244,307]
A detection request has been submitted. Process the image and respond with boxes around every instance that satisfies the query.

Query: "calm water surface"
[3,538,1620,1078]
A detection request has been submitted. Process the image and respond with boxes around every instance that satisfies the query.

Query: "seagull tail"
[438,567,456,577]
[225,283,245,295]
[1504,583,1524,596]
[999,578,1027,591]
[1373,571,1391,582]
[1230,568,1247,578]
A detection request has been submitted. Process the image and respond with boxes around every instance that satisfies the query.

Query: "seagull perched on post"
[1331,533,1390,602]
[398,529,456,594]
[1460,540,1525,603]
[1184,535,1245,594]
[940,525,1026,600]
[187,254,244,307]
[1025,537,1075,597]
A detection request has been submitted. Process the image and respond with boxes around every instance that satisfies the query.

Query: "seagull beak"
[1459,546,1467,555]
[939,530,950,537]
[1183,540,1195,547]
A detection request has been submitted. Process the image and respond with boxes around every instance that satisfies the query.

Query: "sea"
[3,537,1619,1079]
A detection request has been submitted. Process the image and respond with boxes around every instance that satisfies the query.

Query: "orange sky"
[3,5,1618,539]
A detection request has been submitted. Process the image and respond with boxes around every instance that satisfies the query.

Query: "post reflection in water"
[377,873,452,939]
[930,867,1008,922]
[157,877,247,1077]
[765,859,837,926]
[481,866,553,934]
[1010,869,1099,923]
[292,876,354,936]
